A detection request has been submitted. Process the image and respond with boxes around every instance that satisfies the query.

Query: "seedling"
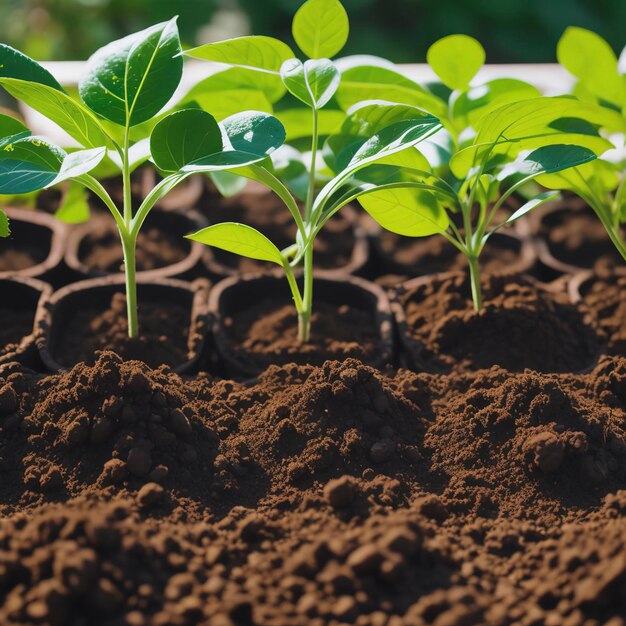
[0,20,286,337]
[532,27,626,262]
[185,0,442,342]
[346,97,610,310]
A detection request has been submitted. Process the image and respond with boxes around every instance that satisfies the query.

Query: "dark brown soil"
[579,268,626,356]
[52,293,191,369]
[538,203,625,269]
[78,224,189,274]
[0,350,626,624]
[397,273,602,373]
[377,231,524,276]
[0,235,48,272]
[222,299,383,372]
[203,190,356,273]
[0,307,34,356]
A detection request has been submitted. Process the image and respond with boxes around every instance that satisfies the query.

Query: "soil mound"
[399,273,602,373]
[425,357,626,521]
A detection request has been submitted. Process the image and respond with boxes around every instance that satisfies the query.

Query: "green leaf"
[150,109,222,172]
[358,187,449,236]
[280,58,340,109]
[190,90,272,122]
[79,18,183,127]
[450,97,614,178]
[227,163,302,221]
[183,111,286,171]
[0,78,113,148]
[0,44,62,90]
[336,64,447,118]
[185,36,294,73]
[451,78,541,127]
[557,27,625,107]
[314,109,442,214]
[292,0,349,59]
[619,44,626,75]
[182,66,283,120]
[186,222,284,264]
[496,191,560,230]
[427,35,485,91]
[0,209,9,237]
[0,136,64,193]
[276,108,344,140]
[185,67,285,104]
[208,171,248,197]
[222,111,286,156]
[47,147,106,187]
[55,181,91,224]
[498,144,597,180]
[271,145,309,200]
[338,102,441,169]
[0,113,30,138]
[340,100,439,137]
[538,158,619,196]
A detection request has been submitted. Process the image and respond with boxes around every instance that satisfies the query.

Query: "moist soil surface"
[578,267,626,357]
[221,299,383,373]
[537,203,625,269]
[397,273,602,374]
[52,292,192,369]
[0,238,48,272]
[0,307,35,357]
[203,190,357,274]
[377,231,524,277]
[0,348,626,625]
[77,224,189,274]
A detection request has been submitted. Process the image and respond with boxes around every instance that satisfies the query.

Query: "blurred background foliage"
[0,0,624,63]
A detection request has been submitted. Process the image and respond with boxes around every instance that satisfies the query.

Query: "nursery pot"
[36,275,210,374]
[0,276,52,369]
[64,209,207,281]
[0,208,66,283]
[567,267,626,304]
[530,198,625,277]
[370,229,536,279]
[209,272,394,378]
[391,270,603,374]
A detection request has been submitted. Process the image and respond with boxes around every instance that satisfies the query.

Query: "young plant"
[534,27,626,261]
[349,93,614,309]
[185,0,442,341]
[0,20,286,337]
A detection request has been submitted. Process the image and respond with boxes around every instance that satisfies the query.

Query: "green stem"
[121,123,138,338]
[304,107,319,222]
[121,233,139,338]
[283,262,304,312]
[296,105,320,343]
[467,254,483,311]
[299,244,314,343]
[596,210,626,262]
[122,126,133,224]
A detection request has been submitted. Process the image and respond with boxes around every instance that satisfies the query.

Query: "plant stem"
[121,233,139,338]
[119,124,139,338]
[296,105,319,343]
[601,218,626,262]
[588,198,626,263]
[304,107,319,222]
[467,254,483,311]
[298,244,314,343]
[122,126,133,224]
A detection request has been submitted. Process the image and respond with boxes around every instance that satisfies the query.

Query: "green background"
[1,0,624,63]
